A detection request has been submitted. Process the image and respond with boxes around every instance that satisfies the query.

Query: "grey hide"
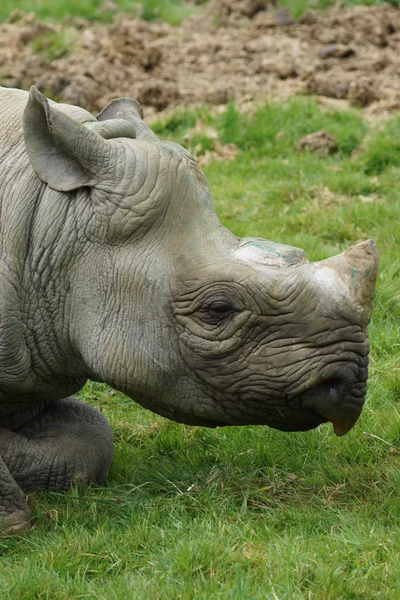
[0,86,378,534]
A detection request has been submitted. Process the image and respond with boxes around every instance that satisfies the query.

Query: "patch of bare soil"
[1,1,400,117]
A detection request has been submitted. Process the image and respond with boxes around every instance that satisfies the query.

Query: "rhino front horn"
[315,239,379,328]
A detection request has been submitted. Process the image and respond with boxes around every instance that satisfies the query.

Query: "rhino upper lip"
[299,377,366,436]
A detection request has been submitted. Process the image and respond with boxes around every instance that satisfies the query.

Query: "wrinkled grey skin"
[0,86,378,535]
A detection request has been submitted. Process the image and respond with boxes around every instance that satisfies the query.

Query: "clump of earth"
[1,1,400,118]
[297,130,337,155]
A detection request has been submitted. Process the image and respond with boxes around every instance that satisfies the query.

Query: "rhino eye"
[209,300,233,314]
[199,299,236,324]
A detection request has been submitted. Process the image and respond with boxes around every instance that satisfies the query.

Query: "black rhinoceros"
[0,86,378,534]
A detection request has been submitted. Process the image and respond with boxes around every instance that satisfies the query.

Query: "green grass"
[1,0,398,25]
[0,0,194,24]
[1,98,400,597]
[281,0,399,19]
[30,29,77,61]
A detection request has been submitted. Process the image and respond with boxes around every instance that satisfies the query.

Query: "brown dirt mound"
[1,2,400,116]
[297,130,338,155]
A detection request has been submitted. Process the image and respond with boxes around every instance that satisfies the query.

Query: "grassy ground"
[0,0,398,24]
[0,0,194,24]
[0,96,399,598]
[280,0,398,18]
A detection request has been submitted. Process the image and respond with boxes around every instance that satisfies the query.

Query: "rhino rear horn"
[97,98,159,142]
[24,87,115,192]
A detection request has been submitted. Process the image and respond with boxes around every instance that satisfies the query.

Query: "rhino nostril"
[326,379,342,400]
[301,378,342,407]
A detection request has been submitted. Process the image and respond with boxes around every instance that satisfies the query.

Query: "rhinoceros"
[0,86,378,534]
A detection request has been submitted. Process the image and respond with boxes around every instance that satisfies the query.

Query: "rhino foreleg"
[0,456,31,535]
[0,397,113,535]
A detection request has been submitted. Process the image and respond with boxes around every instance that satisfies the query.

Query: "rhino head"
[22,87,378,436]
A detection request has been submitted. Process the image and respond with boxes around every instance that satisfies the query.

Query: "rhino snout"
[300,376,366,436]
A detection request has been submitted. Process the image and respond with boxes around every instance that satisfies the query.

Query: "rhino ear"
[97,97,159,142]
[23,87,114,192]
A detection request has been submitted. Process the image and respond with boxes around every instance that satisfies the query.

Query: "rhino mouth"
[265,370,366,436]
[299,378,366,436]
